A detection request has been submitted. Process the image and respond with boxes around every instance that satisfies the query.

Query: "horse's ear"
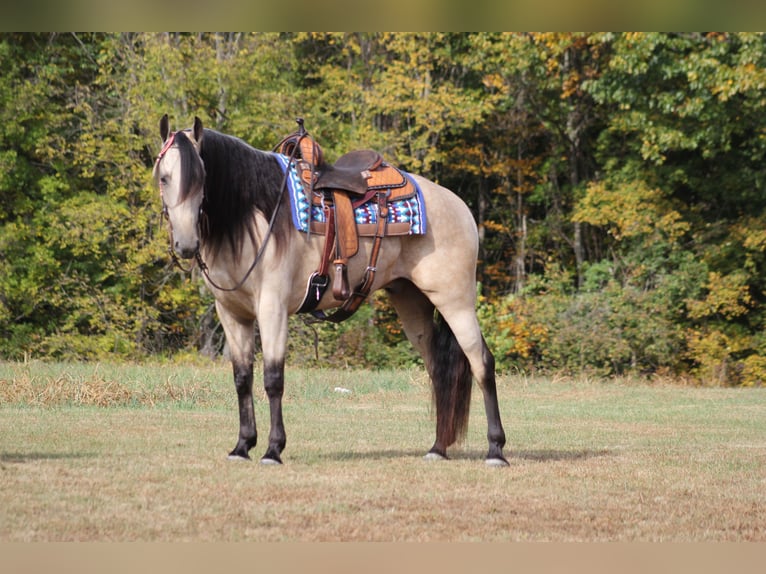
[193,116,204,145]
[160,114,169,141]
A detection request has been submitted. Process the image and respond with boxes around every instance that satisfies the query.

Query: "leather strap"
[296,202,335,314]
[321,190,389,323]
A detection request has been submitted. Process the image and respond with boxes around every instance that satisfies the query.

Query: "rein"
[194,190,283,292]
[158,127,302,292]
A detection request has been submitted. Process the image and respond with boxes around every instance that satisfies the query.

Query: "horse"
[153,114,508,467]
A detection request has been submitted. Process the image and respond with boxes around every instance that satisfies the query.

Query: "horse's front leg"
[216,302,258,460]
[260,358,286,464]
[229,356,257,460]
[257,302,289,464]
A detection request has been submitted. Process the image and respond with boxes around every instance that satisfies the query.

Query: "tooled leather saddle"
[275,119,418,322]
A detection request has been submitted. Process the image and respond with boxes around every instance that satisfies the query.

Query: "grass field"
[0,360,764,541]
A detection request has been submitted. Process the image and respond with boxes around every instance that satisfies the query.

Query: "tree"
[3,32,766,384]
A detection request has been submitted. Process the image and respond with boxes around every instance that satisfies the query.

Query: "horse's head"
[154,114,206,259]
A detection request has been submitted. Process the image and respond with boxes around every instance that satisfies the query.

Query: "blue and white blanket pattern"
[275,153,426,235]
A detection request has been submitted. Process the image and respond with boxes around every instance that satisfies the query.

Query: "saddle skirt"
[275,153,427,237]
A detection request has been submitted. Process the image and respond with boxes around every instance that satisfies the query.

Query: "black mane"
[175,130,206,206]
[195,129,289,259]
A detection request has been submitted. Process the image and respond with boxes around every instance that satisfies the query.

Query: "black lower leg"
[261,359,286,463]
[229,360,257,459]
[481,344,508,463]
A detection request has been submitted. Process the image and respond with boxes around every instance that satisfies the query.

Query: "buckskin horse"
[153,114,508,466]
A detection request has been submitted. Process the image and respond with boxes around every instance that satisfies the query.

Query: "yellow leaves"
[743,227,766,251]
[683,326,766,386]
[734,215,766,252]
[477,294,548,362]
[707,55,766,103]
[481,73,506,94]
[684,327,738,385]
[684,271,759,385]
[482,220,508,234]
[623,32,646,44]
[740,355,766,387]
[498,313,548,360]
[573,180,689,242]
[686,271,752,320]
[560,70,581,100]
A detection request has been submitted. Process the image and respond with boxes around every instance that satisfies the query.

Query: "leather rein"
[157,129,300,293]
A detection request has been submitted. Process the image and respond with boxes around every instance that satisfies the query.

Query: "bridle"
[156,127,300,292]
[156,130,199,274]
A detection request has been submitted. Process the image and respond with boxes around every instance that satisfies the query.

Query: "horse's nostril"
[175,239,199,259]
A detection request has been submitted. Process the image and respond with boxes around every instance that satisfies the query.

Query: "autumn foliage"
[2,33,766,385]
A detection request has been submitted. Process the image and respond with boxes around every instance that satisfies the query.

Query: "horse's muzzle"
[174,239,200,259]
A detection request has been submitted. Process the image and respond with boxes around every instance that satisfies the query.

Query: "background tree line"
[2,32,766,385]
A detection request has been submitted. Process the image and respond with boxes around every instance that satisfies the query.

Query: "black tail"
[428,312,473,448]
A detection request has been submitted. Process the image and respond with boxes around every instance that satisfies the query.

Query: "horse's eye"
[159,176,169,186]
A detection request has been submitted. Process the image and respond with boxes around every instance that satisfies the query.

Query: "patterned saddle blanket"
[275,153,427,237]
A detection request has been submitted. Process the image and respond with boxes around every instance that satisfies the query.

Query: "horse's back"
[417,174,477,239]
[405,175,478,256]
[393,175,479,296]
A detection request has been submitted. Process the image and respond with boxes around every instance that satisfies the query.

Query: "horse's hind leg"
[434,301,508,466]
[385,279,435,359]
[386,281,446,457]
[386,279,507,464]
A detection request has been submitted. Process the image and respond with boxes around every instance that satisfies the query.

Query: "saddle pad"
[275,153,427,236]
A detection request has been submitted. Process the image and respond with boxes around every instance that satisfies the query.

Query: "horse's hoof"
[423,451,448,462]
[227,454,251,462]
[485,457,510,468]
[260,456,282,465]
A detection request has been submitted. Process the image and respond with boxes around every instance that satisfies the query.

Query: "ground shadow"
[0,452,96,464]
[316,448,427,462]
[513,448,612,462]
[315,447,612,463]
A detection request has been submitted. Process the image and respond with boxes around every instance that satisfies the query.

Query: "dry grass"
[0,361,764,541]
[0,361,231,407]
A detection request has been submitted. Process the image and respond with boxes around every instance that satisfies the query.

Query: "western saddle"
[275,118,416,322]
